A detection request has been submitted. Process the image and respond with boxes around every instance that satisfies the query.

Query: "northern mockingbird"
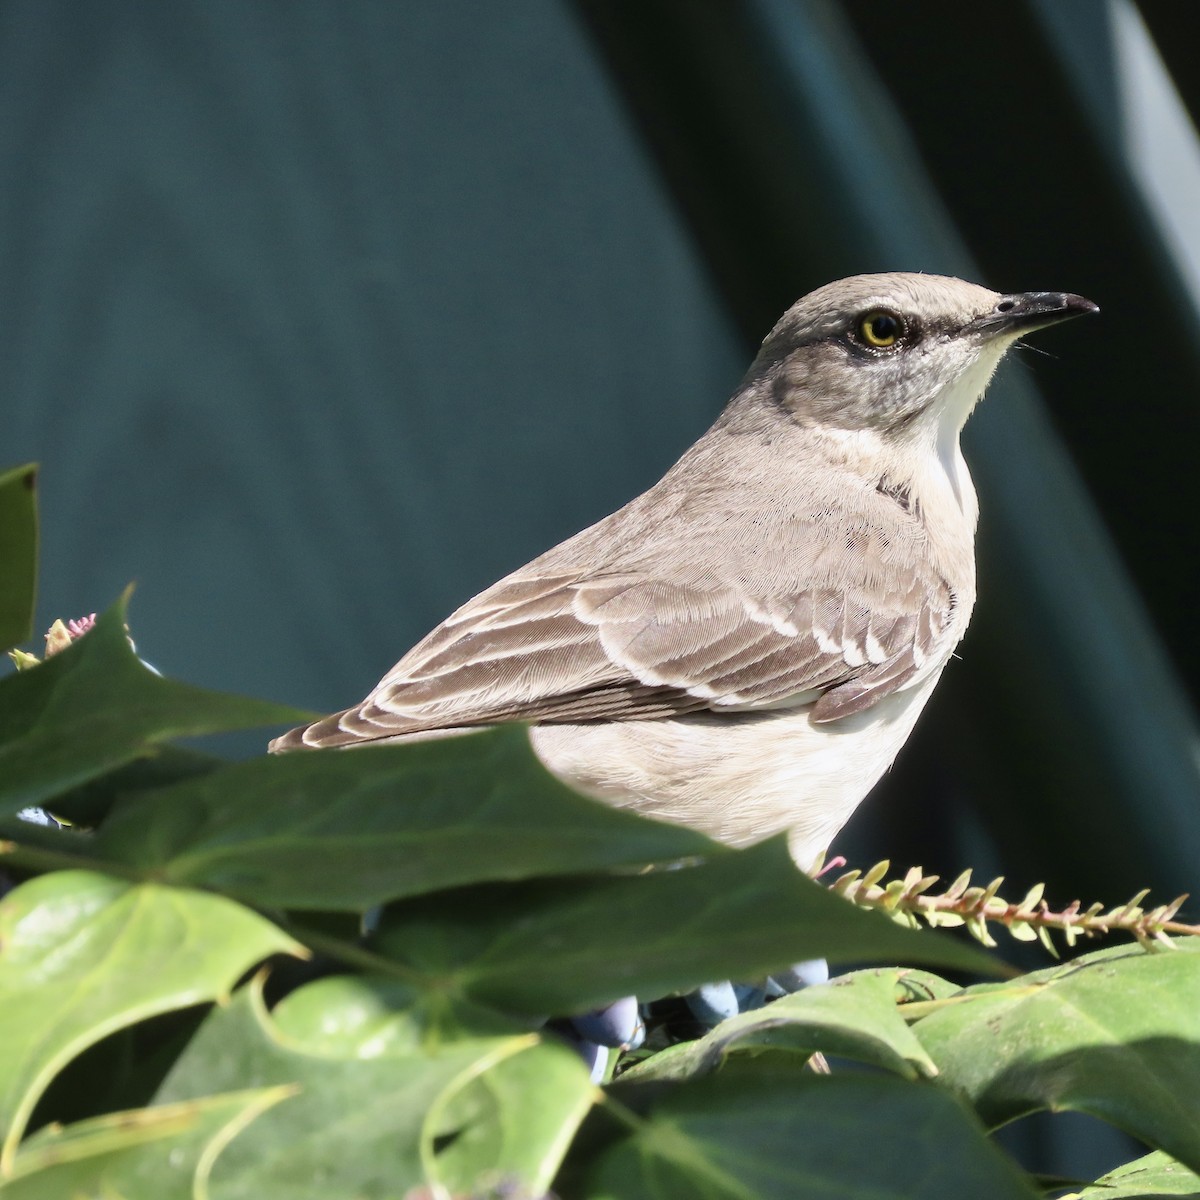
[273,273,1096,870]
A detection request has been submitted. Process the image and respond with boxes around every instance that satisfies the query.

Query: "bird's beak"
[968,291,1100,339]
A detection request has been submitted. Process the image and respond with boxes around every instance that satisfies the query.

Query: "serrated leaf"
[84,726,717,908]
[0,599,308,817]
[155,977,582,1198]
[913,939,1200,1174]
[588,1062,1039,1199]
[0,464,37,654]
[270,974,596,1193]
[1075,1149,1200,1198]
[373,837,1000,1017]
[622,968,938,1083]
[428,1039,595,1197]
[0,870,301,1165]
[0,1088,292,1200]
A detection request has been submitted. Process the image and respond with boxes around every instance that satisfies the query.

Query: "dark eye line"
[797,315,933,357]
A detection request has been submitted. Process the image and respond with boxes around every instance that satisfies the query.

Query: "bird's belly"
[529,668,944,872]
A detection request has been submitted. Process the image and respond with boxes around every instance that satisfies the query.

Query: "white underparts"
[529,666,945,873]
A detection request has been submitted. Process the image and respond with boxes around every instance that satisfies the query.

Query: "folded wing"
[272,501,958,750]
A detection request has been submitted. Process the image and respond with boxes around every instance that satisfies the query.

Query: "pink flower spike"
[67,614,97,638]
[814,855,848,879]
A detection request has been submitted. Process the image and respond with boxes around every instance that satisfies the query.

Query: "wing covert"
[273,510,960,750]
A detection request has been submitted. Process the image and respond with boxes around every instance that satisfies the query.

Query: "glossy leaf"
[85,725,716,908]
[373,837,999,1017]
[0,463,37,654]
[914,940,1200,1173]
[588,1063,1038,1199]
[0,600,307,817]
[1076,1149,1200,1198]
[0,1088,292,1200]
[269,975,595,1193]
[264,972,536,1050]
[0,870,300,1166]
[623,968,938,1083]
[428,1038,596,1197]
[155,977,581,1198]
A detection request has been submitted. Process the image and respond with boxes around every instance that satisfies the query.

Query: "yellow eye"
[857,310,904,349]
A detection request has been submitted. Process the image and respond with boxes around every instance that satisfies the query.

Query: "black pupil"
[870,314,898,341]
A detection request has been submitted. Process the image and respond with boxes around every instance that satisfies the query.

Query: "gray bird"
[272,273,1097,870]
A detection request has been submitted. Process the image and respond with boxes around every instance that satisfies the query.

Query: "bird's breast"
[529,664,947,872]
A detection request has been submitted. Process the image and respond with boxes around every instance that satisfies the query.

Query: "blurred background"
[2,0,1198,1179]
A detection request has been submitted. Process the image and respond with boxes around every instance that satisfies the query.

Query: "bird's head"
[746,272,1098,437]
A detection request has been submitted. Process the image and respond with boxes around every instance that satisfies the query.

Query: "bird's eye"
[855,310,905,349]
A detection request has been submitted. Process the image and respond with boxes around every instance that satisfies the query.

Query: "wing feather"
[272,487,963,750]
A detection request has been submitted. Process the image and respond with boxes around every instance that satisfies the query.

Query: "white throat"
[924,345,1008,520]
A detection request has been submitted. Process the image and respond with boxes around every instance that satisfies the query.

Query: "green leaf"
[1075,1150,1200,1198]
[86,726,718,908]
[623,968,938,1083]
[428,1039,596,1198]
[0,870,301,1166]
[0,599,307,817]
[913,940,1200,1174]
[588,1063,1039,1199]
[155,977,585,1198]
[373,837,1000,1017]
[0,463,37,654]
[265,972,535,1049]
[0,1088,292,1200]
[268,975,596,1193]
[46,745,225,829]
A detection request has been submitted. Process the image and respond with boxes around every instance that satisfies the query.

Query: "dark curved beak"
[969,291,1099,338]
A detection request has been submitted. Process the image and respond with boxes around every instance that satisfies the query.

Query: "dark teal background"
[0,1,740,709]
